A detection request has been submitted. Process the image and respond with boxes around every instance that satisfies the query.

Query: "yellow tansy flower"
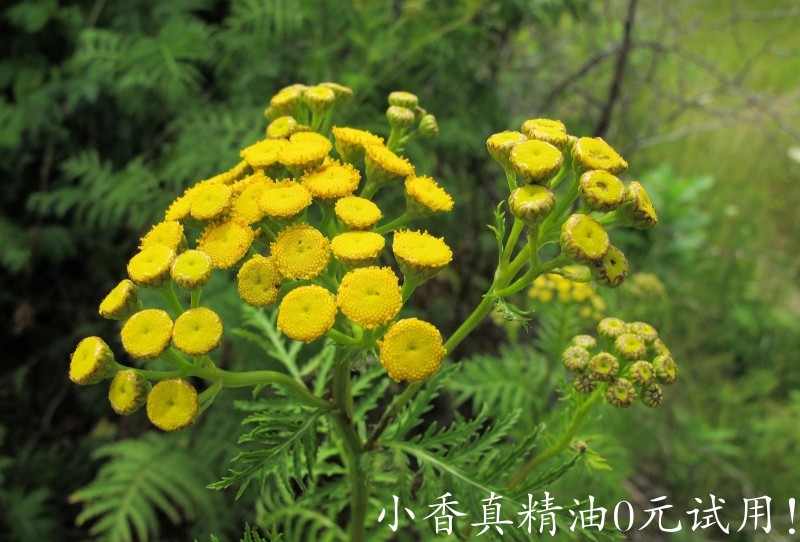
[120,309,173,360]
[146,378,199,431]
[108,370,151,415]
[388,91,419,109]
[579,170,625,212]
[332,126,384,165]
[364,144,414,186]
[277,285,337,343]
[172,307,223,356]
[140,220,184,252]
[509,140,563,185]
[269,85,305,117]
[303,85,336,113]
[241,139,288,169]
[330,231,385,267]
[301,160,361,199]
[405,175,454,215]
[266,116,299,139]
[590,244,628,288]
[127,245,176,287]
[196,221,255,269]
[616,181,658,229]
[203,160,249,185]
[486,131,527,170]
[334,196,382,230]
[508,184,555,226]
[615,333,647,361]
[521,118,568,149]
[598,317,627,339]
[259,180,313,220]
[280,132,332,175]
[337,267,402,329]
[271,224,330,280]
[69,336,116,385]
[237,255,282,307]
[378,318,446,382]
[392,230,452,278]
[171,249,213,290]
[572,137,628,174]
[99,279,140,320]
[560,214,610,264]
[190,182,232,221]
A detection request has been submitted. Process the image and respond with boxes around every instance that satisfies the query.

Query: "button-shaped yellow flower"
[120,309,173,360]
[590,244,628,288]
[405,175,454,215]
[334,196,382,230]
[332,126,384,165]
[598,317,627,339]
[69,336,116,385]
[654,355,678,384]
[241,139,288,168]
[337,267,402,329]
[99,279,140,320]
[388,91,419,109]
[628,360,655,386]
[627,321,658,344]
[606,378,637,408]
[588,352,619,381]
[331,231,385,267]
[190,183,232,221]
[196,220,255,269]
[108,369,151,415]
[269,85,305,117]
[560,214,609,264]
[171,249,213,290]
[616,181,658,229]
[486,131,527,170]
[508,184,555,226]
[237,255,282,307]
[259,180,313,220]
[509,140,563,185]
[302,160,361,200]
[364,144,414,186]
[579,170,625,212]
[614,333,647,361]
[280,132,332,175]
[572,137,628,174]
[521,119,568,149]
[378,318,446,382]
[146,378,199,431]
[140,220,184,252]
[277,285,337,343]
[271,224,330,280]
[172,307,223,356]
[303,85,336,114]
[127,245,176,287]
[392,230,453,280]
[266,116,299,139]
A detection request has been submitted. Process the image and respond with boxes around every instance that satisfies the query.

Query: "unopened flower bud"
[598,317,627,339]
[606,378,637,408]
[386,105,416,129]
[615,333,647,360]
[510,140,563,185]
[641,383,663,407]
[99,279,140,320]
[650,338,671,357]
[572,334,597,350]
[508,184,556,226]
[590,244,628,288]
[579,170,625,212]
[627,321,658,343]
[108,370,151,415]
[561,214,610,264]
[270,85,306,117]
[319,82,353,105]
[418,114,439,138]
[303,85,337,114]
[573,372,597,394]
[266,116,299,139]
[388,91,419,109]
[615,181,658,229]
[589,352,619,381]
[628,360,655,386]
[562,346,590,372]
[654,355,678,384]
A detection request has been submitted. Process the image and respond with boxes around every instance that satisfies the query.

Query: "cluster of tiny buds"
[561,317,677,408]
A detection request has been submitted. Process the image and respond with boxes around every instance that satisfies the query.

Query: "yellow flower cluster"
[528,268,606,320]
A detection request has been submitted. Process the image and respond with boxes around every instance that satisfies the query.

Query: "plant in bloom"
[69,83,671,541]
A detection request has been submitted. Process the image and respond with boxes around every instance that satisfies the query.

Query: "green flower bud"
[508,184,556,226]
[615,333,647,361]
[386,105,416,129]
[579,170,625,211]
[641,383,663,407]
[418,114,439,138]
[571,334,597,350]
[628,360,655,386]
[509,140,563,185]
[388,91,419,109]
[615,181,658,229]
[266,116,299,139]
[606,378,637,408]
[303,85,337,114]
[571,137,628,174]
[654,355,678,384]
[590,244,628,288]
[560,214,610,264]
[562,346,590,372]
[573,372,597,394]
[650,338,671,357]
[108,370,151,415]
[486,131,526,171]
[598,317,627,339]
[589,352,619,381]
[627,321,658,344]
[521,118,568,149]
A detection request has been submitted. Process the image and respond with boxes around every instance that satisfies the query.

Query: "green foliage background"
[2,0,799,540]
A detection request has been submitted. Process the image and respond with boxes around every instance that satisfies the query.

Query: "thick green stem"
[326,328,362,348]
[190,289,201,309]
[506,390,602,491]
[375,212,412,235]
[159,281,184,316]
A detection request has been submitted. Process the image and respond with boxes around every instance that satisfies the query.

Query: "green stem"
[360,181,380,200]
[503,166,517,192]
[501,218,524,269]
[494,253,569,298]
[190,289,201,309]
[326,328,362,347]
[401,275,422,302]
[506,390,602,491]
[375,212,412,235]
[548,163,570,190]
[159,281,184,316]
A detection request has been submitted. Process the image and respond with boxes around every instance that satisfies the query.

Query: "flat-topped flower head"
[302,160,361,200]
[572,137,628,174]
[386,105,416,129]
[364,144,414,186]
[579,170,625,212]
[573,372,597,394]
[165,190,194,222]
[127,245,176,287]
[598,317,627,339]
[337,267,402,329]
[229,177,270,224]
[571,334,597,350]
[508,184,555,226]
[172,307,223,356]
[280,132,332,175]
[628,321,658,344]
[588,352,619,381]
[146,378,199,431]
[241,139,288,169]
[108,370,151,415]
[266,116,299,139]
[121,309,173,360]
[332,126,384,166]
[335,196,382,230]
[560,214,610,264]
[269,85,305,117]
[590,244,628,288]
[303,85,336,113]
[271,224,330,280]
[616,181,658,229]
[99,279,140,320]
[69,336,116,385]
[331,231,385,267]
[509,140,563,185]
[392,230,452,280]
[319,82,353,104]
[615,333,647,361]
[405,175,454,215]
[628,360,655,386]
[654,355,678,384]
[277,285,337,342]
[171,250,213,290]
[190,183,232,221]
[641,383,664,407]
[237,255,282,307]
[140,221,184,252]
[196,221,254,269]
[486,131,526,170]
[562,346,590,372]
[521,118,568,149]
[606,378,637,408]
[259,180,312,220]
[388,91,419,109]
[378,318,446,382]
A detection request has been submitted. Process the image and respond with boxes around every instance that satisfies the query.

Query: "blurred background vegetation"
[1,0,799,540]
